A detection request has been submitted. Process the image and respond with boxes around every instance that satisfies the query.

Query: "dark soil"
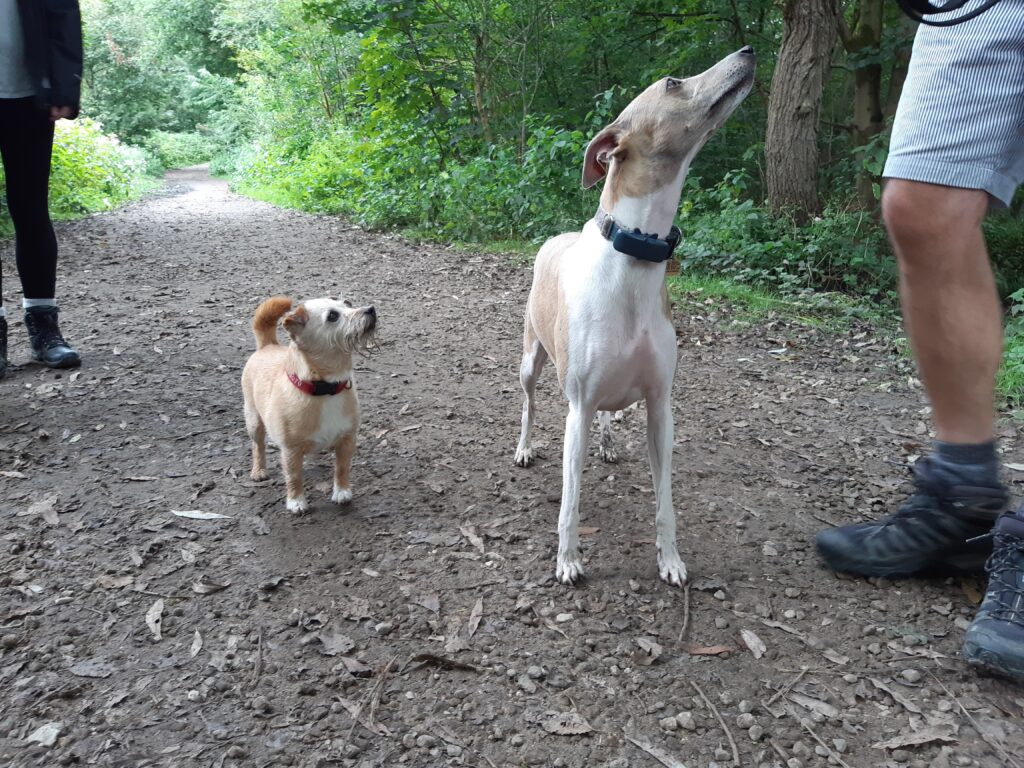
[1,168,1022,768]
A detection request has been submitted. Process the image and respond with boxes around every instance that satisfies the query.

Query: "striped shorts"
[883,0,1024,205]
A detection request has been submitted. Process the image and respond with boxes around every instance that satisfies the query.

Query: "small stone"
[187,689,201,701]
[446,744,462,757]
[415,734,438,749]
[748,724,764,741]
[225,745,247,759]
[714,617,729,629]
[738,700,753,714]
[659,716,678,731]
[900,668,923,684]
[892,749,911,763]
[815,745,829,757]
[762,541,779,557]
[555,613,574,623]
[509,734,525,747]
[713,590,726,601]
[787,760,803,768]
[402,733,417,749]
[0,635,20,649]
[676,712,697,731]
[714,746,731,761]
[833,738,847,754]
[375,622,394,636]
[842,674,858,684]
[517,675,538,694]
[526,665,545,680]
[736,713,755,729]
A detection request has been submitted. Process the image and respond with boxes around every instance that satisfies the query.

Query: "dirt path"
[1,168,1022,768]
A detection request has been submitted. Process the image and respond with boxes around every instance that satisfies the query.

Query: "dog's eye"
[343,299,353,308]
[327,310,340,322]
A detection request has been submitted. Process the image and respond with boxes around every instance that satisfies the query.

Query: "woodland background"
[2,0,1023,399]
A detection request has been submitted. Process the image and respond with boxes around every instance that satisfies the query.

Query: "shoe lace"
[30,311,68,350]
[983,533,1024,624]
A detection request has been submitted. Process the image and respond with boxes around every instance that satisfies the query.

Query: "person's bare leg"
[882,180,1001,444]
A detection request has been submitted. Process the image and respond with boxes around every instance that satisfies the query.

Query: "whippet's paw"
[658,552,688,587]
[556,554,585,585]
[514,446,536,467]
[285,496,308,514]
[331,485,353,505]
[251,467,268,481]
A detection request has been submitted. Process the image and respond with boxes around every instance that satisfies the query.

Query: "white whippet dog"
[514,47,756,586]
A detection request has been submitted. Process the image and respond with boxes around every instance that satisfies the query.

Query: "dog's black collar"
[594,206,681,264]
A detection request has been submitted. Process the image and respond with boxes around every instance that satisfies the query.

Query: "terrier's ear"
[283,305,308,339]
[582,126,623,189]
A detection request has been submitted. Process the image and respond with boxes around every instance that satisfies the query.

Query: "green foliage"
[0,119,149,237]
[143,131,217,170]
[1000,288,1024,410]
[676,171,895,300]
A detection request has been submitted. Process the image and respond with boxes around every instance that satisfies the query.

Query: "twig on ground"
[769,739,789,764]
[765,667,807,708]
[928,672,1021,768]
[676,584,691,642]
[690,681,739,767]
[248,625,264,688]
[624,733,687,768]
[800,718,853,768]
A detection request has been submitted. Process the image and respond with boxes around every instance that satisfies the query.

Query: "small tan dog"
[242,295,376,512]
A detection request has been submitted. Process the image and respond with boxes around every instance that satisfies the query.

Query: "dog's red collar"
[287,372,352,396]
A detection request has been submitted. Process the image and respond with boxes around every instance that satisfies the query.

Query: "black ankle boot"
[0,315,7,379]
[24,306,81,369]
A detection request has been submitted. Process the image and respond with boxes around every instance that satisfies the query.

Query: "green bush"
[986,215,1024,300]
[676,171,895,300]
[142,130,217,170]
[1,118,148,236]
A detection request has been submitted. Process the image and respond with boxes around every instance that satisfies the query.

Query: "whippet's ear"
[582,126,622,189]
[283,305,309,339]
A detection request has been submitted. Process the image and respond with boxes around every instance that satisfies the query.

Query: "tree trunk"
[765,0,840,221]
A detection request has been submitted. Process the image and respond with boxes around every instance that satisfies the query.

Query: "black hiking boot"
[815,458,1007,577]
[962,511,1024,681]
[0,315,7,379]
[24,306,80,369]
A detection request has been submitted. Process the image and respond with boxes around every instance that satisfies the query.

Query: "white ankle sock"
[23,298,57,309]
[0,307,6,318]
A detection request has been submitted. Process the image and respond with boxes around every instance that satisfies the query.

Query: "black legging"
[0,97,58,304]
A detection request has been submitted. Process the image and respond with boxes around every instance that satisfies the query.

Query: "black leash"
[896,0,1003,26]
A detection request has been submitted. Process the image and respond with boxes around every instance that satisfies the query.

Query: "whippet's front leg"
[647,395,686,586]
[514,333,548,467]
[557,403,594,584]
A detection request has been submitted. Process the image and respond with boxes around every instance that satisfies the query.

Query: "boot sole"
[963,642,1024,682]
[33,353,81,369]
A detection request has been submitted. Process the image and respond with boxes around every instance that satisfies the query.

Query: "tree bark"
[765,0,840,221]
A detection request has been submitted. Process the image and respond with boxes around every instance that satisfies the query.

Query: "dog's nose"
[364,306,376,318]
[739,45,755,55]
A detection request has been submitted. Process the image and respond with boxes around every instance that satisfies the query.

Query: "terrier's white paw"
[331,485,353,505]
[251,468,267,481]
[285,496,308,514]
[514,446,535,467]
[658,551,688,587]
[556,553,585,585]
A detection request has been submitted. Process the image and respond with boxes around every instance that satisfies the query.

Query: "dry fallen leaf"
[0,470,27,479]
[69,659,117,678]
[540,711,593,735]
[467,597,483,638]
[96,574,134,589]
[190,629,203,658]
[337,655,372,677]
[26,722,62,747]
[170,509,230,520]
[740,628,767,659]
[459,524,485,554]
[27,493,60,526]
[872,724,958,750]
[634,637,664,666]
[318,630,356,656]
[680,642,735,656]
[192,576,230,595]
[145,599,164,641]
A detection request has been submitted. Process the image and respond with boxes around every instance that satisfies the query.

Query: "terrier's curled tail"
[252,296,293,349]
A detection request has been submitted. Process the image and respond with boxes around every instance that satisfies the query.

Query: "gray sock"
[931,440,1000,488]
